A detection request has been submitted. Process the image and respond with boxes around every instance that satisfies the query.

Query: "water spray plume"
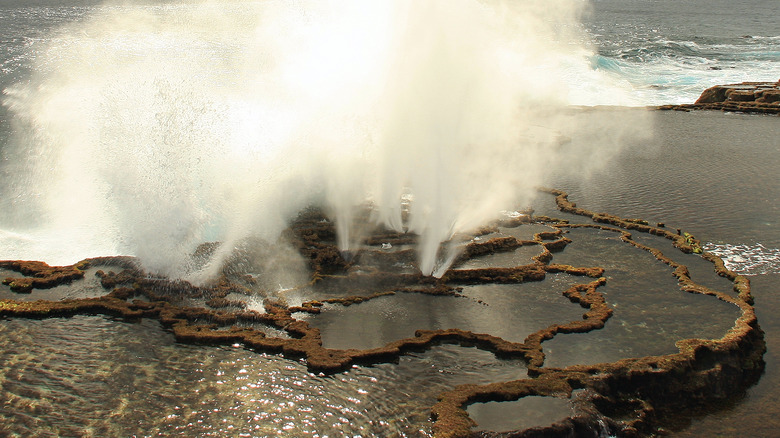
[0,0,649,279]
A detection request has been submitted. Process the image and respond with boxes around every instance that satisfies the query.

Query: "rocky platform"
[0,189,766,438]
[658,80,780,115]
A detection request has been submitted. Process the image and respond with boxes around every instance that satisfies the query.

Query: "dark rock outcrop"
[658,80,780,115]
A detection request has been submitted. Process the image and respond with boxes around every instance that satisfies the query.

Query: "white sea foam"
[704,243,780,276]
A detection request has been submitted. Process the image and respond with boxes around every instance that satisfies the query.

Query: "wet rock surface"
[0,189,764,437]
[657,80,780,115]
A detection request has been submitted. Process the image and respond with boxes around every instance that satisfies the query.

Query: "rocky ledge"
[0,189,766,437]
[658,80,780,115]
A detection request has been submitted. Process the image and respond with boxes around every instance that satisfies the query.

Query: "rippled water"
[0,316,532,437]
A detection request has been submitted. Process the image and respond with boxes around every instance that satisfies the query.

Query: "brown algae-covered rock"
[0,189,764,437]
[659,80,780,114]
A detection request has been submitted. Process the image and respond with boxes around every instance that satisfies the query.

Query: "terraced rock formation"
[0,189,765,437]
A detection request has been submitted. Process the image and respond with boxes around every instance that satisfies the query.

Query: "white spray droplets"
[0,0,649,279]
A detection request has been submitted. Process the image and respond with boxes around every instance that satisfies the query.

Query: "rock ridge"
[657,80,780,115]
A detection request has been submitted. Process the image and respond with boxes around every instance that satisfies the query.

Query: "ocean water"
[584,0,780,104]
[0,0,778,437]
[1,0,778,112]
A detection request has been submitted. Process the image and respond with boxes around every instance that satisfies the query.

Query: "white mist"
[0,0,649,279]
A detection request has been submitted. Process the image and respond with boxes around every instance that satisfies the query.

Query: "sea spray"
[0,0,649,279]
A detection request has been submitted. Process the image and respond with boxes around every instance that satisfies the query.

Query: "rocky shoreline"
[0,188,765,437]
[657,80,780,115]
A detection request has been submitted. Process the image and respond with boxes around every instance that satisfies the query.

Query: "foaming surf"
[584,0,780,105]
[703,243,780,276]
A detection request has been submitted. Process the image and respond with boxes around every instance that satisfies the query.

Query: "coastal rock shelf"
[658,80,780,115]
[0,189,765,437]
